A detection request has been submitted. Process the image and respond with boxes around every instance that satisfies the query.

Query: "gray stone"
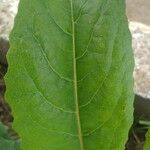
[130,22,150,98]
[0,0,19,38]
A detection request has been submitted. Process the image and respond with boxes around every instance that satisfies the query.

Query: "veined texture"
[5,0,134,149]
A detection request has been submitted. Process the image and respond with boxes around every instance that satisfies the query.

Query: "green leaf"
[139,120,150,126]
[144,129,150,150]
[0,122,20,150]
[5,0,134,149]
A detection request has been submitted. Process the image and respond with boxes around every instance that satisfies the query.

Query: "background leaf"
[144,128,150,150]
[0,122,20,150]
[5,0,134,149]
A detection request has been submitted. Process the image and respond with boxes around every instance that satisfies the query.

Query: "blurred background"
[0,0,150,149]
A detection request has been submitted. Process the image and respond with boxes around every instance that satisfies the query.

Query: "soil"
[0,63,13,126]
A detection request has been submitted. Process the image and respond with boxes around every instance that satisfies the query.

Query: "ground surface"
[126,0,150,98]
[126,0,150,26]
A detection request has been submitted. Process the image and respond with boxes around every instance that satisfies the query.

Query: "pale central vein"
[70,0,84,150]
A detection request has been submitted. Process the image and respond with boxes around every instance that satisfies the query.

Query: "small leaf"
[0,122,20,150]
[144,129,150,150]
[139,120,150,126]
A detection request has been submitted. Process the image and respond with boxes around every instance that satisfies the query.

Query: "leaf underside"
[5,0,134,149]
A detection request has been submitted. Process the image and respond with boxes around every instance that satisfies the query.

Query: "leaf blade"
[5,0,134,149]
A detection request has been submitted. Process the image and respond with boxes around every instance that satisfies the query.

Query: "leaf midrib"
[70,0,84,150]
